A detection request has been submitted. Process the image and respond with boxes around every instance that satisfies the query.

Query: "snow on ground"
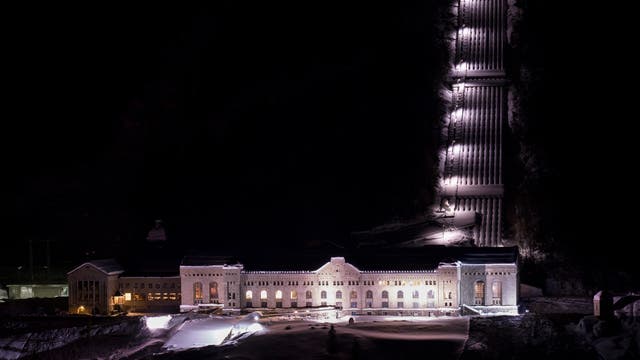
[155,316,470,359]
[163,316,237,349]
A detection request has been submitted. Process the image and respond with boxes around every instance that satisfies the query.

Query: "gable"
[315,258,361,276]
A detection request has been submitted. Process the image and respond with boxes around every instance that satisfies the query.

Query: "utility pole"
[29,239,34,282]
[46,238,51,280]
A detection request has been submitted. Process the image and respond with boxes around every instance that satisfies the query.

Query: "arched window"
[336,290,342,299]
[290,290,298,299]
[474,281,485,305]
[448,291,452,299]
[306,290,312,299]
[427,289,434,299]
[350,290,357,299]
[245,290,253,299]
[209,282,218,300]
[492,281,502,305]
[275,290,283,299]
[321,290,327,299]
[260,290,268,300]
[412,290,419,299]
[366,290,373,299]
[382,290,389,299]
[397,290,404,299]
[194,282,203,302]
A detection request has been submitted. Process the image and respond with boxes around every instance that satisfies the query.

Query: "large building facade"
[179,251,518,315]
[67,249,518,316]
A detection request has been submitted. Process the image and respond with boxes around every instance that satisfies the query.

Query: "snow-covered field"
[0,313,471,359]
[154,315,470,359]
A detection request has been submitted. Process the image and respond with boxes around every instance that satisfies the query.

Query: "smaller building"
[67,259,124,315]
[67,259,182,315]
[6,284,68,299]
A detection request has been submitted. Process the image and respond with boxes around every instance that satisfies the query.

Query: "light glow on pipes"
[451,109,463,122]
[449,144,460,155]
[459,27,471,38]
[443,230,464,244]
[455,62,468,72]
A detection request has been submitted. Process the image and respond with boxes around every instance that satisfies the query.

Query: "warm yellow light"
[77,305,85,314]
[124,293,132,301]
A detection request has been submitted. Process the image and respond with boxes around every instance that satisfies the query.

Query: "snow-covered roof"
[67,259,124,275]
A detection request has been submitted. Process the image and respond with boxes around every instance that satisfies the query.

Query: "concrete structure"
[179,250,518,315]
[6,284,68,299]
[437,0,508,246]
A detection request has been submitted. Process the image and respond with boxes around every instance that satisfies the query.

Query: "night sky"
[6,2,634,277]
[9,2,446,266]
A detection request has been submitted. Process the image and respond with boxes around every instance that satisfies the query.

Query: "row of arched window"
[474,281,502,305]
[194,282,501,305]
[240,289,441,300]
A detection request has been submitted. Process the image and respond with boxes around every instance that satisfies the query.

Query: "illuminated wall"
[438,0,507,246]
[180,257,518,315]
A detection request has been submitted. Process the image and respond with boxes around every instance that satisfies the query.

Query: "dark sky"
[9,2,446,265]
[8,2,634,277]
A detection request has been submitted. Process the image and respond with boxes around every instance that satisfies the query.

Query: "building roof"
[217,247,518,272]
[457,247,519,264]
[67,259,124,275]
[181,255,238,266]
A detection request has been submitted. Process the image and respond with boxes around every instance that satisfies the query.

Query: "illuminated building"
[179,248,518,315]
[67,248,518,315]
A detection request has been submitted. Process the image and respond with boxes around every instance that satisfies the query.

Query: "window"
[336,301,342,308]
[382,290,389,299]
[350,291,357,299]
[350,301,358,308]
[397,301,404,308]
[366,290,373,299]
[412,290,419,299]
[492,281,502,305]
[245,290,253,300]
[290,290,298,299]
[210,282,219,300]
[275,290,283,299]
[397,291,404,299]
[194,282,203,302]
[413,302,419,308]
[474,281,485,305]
[306,290,312,299]
[306,302,312,308]
[321,291,327,299]
[321,301,327,306]
[382,301,389,308]
[427,290,434,299]
[448,291,452,299]
[291,301,298,308]
[336,290,342,299]
[260,290,268,300]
